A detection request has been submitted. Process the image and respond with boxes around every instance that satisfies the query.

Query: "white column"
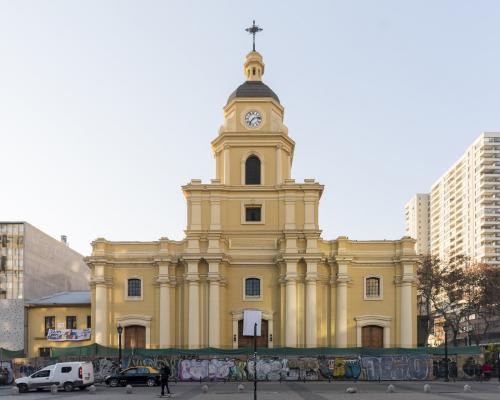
[305,261,318,347]
[95,282,108,346]
[400,280,413,348]
[335,280,348,348]
[187,261,200,349]
[159,282,171,347]
[276,145,282,184]
[285,278,297,347]
[285,259,298,347]
[208,281,220,347]
[223,145,230,184]
[208,262,221,348]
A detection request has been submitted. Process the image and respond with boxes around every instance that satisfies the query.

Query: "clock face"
[244,111,262,128]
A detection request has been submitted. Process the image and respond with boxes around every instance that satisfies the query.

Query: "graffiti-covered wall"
[4,353,485,385]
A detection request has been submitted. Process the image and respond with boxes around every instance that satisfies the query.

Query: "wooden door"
[124,325,146,349]
[238,320,268,348]
[362,325,384,348]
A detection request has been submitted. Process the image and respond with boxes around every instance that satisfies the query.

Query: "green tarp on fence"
[0,348,25,359]
[51,344,481,358]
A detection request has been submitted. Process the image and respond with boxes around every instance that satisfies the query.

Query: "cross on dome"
[245,20,263,52]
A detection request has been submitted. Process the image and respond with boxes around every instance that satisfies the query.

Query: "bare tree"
[417,255,500,346]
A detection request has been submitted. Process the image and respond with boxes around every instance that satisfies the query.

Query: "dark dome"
[227,81,280,104]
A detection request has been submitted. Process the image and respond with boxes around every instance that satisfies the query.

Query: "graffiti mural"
[178,358,243,381]
[361,355,431,380]
[92,358,119,382]
[5,352,485,383]
[318,357,361,380]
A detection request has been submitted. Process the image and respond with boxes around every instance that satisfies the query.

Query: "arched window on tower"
[245,155,261,184]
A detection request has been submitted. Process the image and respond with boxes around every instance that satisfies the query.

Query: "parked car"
[105,366,160,387]
[15,362,94,393]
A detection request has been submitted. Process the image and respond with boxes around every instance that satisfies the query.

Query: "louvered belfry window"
[245,155,261,184]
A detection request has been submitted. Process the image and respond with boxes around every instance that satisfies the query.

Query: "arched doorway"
[362,325,384,348]
[124,325,146,349]
[238,320,268,348]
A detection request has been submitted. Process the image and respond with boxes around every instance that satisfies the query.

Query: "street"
[1,381,500,400]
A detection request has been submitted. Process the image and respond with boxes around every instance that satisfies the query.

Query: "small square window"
[39,347,51,358]
[245,278,261,297]
[66,316,77,329]
[246,207,261,222]
[128,278,142,297]
[365,277,381,298]
[44,316,55,336]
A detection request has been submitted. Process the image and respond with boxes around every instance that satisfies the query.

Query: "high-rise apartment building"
[404,194,430,255]
[0,222,90,350]
[406,132,500,263]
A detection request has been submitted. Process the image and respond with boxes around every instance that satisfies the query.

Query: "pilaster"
[207,260,223,348]
[284,259,298,347]
[186,260,200,349]
[305,260,318,348]
[400,262,416,348]
[334,257,352,348]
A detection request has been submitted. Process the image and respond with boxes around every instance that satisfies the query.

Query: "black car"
[105,367,160,387]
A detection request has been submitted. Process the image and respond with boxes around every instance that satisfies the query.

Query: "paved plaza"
[1,381,500,400]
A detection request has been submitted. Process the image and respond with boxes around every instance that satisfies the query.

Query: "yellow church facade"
[86,50,418,350]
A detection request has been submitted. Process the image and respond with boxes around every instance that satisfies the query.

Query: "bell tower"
[211,49,295,186]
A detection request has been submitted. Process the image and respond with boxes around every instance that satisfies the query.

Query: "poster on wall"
[243,310,262,336]
[47,328,91,341]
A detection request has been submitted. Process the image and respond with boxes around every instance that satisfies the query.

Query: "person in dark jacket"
[159,362,171,396]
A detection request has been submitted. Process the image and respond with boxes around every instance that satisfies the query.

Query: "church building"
[86,46,418,350]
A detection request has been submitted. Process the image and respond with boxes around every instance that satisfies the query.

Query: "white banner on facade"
[243,310,262,336]
[47,328,91,341]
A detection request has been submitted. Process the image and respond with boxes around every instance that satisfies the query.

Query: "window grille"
[128,278,141,297]
[245,278,261,297]
[246,207,261,222]
[366,277,380,297]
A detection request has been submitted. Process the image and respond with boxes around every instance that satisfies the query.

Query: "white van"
[15,362,94,393]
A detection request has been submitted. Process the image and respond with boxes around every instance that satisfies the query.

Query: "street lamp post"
[117,324,123,372]
[443,322,449,382]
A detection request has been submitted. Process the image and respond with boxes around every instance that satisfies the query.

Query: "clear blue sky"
[1,1,499,255]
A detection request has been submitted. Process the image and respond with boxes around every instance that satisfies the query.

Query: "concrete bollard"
[125,384,133,394]
[10,386,19,395]
[201,384,209,393]
[89,384,97,394]
[237,384,245,392]
[345,387,357,393]
[463,384,472,393]
[51,384,58,394]
[424,384,431,393]
[386,384,395,393]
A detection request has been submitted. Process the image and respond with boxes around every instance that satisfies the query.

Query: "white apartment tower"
[405,194,430,255]
[406,132,500,263]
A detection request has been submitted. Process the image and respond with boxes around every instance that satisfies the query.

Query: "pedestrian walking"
[482,362,492,381]
[159,362,171,397]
